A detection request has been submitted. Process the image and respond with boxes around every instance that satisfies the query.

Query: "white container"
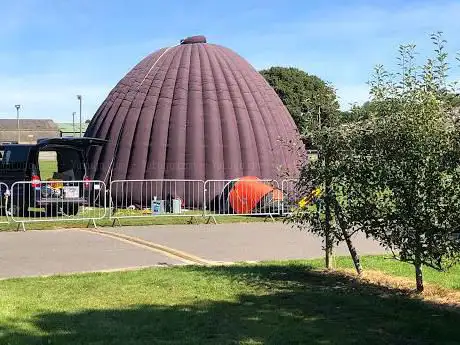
[172,199,182,214]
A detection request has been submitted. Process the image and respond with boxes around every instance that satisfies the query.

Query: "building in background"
[58,123,89,138]
[0,119,60,144]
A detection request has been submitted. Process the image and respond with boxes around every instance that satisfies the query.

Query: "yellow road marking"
[80,228,212,265]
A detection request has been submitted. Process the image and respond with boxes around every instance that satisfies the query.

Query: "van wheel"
[62,204,80,216]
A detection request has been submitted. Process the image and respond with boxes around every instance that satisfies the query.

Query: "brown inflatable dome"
[86,36,303,206]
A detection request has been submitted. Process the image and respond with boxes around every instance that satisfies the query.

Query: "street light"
[76,95,82,137]
[72,112,76,137]
[14,104,21,143]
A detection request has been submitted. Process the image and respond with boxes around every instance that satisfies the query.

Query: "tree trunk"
[343,230,363,275]
[325,232,333,269]
[332,198,363,275]
[415,258,424,293]
[324,188,333,269]
[414,233,424,293]
[324,155,333,270]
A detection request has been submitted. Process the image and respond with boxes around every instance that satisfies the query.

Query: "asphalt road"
[0,229,182,279]
[0,223,386,279]
[108,223,385,263]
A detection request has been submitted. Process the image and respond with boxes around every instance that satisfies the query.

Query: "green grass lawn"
[1,259,460,345]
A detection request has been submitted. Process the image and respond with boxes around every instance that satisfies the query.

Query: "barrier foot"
[111,218,122,227]
[187,216,195,224]
[205,216,218,224]
[87,219,98,229]
[16,222,26,232]
[264,214,275,223]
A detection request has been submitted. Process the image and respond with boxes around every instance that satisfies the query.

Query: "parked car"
[0,137,106,217]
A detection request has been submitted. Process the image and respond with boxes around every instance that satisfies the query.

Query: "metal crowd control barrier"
[10,180,107,231]
[109,179,205,225]
[3,178,304,230]
[281,179,301,215]
[0,182,10,224]
[204,179,281,223]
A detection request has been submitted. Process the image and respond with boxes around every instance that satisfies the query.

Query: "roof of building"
[58,123,89,133]
[0,119,59,131]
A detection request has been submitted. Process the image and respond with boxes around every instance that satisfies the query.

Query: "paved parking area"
[0,223,386,279]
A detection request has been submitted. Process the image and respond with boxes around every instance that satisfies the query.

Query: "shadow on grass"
[2,264,460,345]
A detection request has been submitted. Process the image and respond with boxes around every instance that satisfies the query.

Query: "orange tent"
[227,176,283,214]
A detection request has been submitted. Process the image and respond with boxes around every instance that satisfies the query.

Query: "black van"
[0,138,106,217]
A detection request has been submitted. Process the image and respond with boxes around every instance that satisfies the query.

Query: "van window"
[38,151,58,180]
[39,148,84,181]
[0,146,30,170]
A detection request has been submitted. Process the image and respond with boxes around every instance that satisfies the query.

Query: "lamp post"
[14,104,21,143]
[72,112,76,137]
[76,95,82,137]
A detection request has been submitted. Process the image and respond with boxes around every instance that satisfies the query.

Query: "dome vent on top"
[180,35,207,44]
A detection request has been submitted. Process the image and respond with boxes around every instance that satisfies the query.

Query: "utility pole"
[14,104,21,143]
[72,112,76,137]
[77,95,82,137]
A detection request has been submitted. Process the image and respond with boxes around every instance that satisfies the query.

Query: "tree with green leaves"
[340,91,460,124]
[261,68,342,266]
[339,102,372,123]
[260,67,339,135]
[292,32,460,292]
[288,127,364,274]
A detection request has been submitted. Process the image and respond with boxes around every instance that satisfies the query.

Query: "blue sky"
[1,0,459,122]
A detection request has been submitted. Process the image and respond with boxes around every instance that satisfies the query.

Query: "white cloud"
[243,1,460,107]
[256,1,460,43]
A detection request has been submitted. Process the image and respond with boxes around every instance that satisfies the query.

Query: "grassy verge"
[0,213,272,231]
[326,255,460,290]
[1,207,275,231]
[1,259,460,344]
